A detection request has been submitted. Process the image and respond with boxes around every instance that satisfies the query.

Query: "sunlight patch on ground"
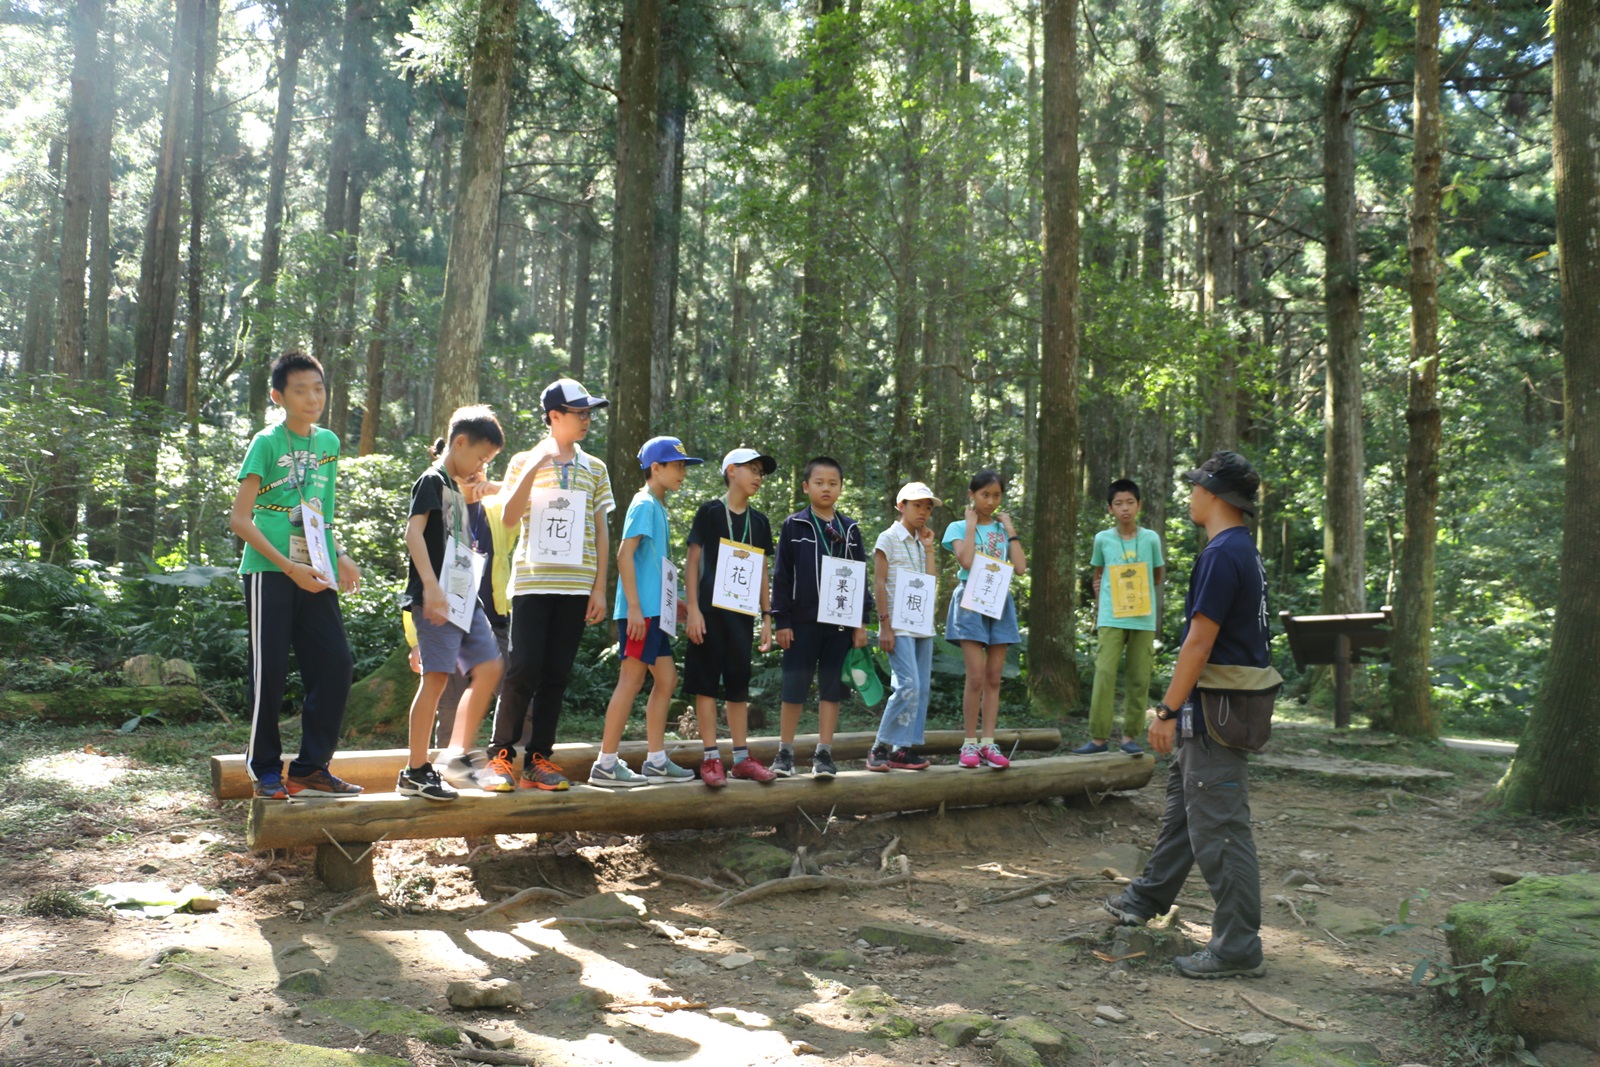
[19,749,135,786]
[510,922,665,1002]
[352,927,501,976]
[461,928,540,962]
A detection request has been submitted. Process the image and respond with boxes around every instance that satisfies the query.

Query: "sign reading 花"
[525,488,588,566]
[712,538,764,616]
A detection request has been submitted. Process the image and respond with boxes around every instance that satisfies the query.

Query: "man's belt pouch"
[1196,664,1283,752]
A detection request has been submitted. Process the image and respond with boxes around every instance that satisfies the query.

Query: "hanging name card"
[443,536,487,633]
[298,501,335,586]
[1110,561,1152,618]
[524,487,588,567]
[712,539,764,616]
[959,553,1014,620]
[891,568,935,637]
[817,559,867,629]
[659,558,679,638]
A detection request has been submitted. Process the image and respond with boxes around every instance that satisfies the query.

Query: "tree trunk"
[248,3,306,425]
[607,0,660,542]
[727,236,751,423]
[182,0,209,557]
[1496,0,1600,813]
[358,255,398,456]
[312,0,363,375]
[888,29,923,512]
[570,202,597,379]
[1389,0,1442,738]
[121,0,200,564]
[1136,0,1164,285]
[53,0,105,383]
[329,171,366,438]
[650,0,687,426]
[430,0,521,437]
[554,227,570,353]
[84,21,116,562]
[1321,22,1367,616]
[1029,0,1080,716]
[20,138,64,381]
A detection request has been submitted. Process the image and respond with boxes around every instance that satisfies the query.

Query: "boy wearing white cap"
[866,483,940,771]
[589,435,704,787]
[682,448,781,786]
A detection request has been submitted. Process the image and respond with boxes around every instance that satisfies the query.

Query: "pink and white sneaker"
[958,742,982,769]
[977,743,1011,769]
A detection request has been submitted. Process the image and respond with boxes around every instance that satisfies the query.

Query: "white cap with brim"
[897,481,938,503]
[542,378,610,413]
[721,448,777,475]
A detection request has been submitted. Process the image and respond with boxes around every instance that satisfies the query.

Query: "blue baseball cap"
[638,436,704,470]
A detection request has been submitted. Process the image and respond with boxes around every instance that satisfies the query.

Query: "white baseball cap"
[897,481,937,503]
[721,448,777,475]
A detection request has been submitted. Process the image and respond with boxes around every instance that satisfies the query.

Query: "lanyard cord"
[1118,530,1139,560]
[280,425,317,507]
[811,512,841,558]
[724,498,752,544]
[435,462,470,550]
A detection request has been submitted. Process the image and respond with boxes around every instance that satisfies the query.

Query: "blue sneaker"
[641,758,695,784]
[1071,741,1109,755]
[1119,739,1144,756]
[588,760,648,788]
[254,772,288,800]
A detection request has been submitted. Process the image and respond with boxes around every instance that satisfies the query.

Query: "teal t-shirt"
[236,424,341,576]
[941,519,1009,582]
[1090,526,1164,631]
[614,487,671,620]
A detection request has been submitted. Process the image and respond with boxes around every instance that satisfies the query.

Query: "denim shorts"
[412,604,502,675]
[945,586,1021,647]
[617,617,673,663]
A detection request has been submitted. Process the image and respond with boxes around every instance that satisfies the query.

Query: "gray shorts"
[412,604,502,676]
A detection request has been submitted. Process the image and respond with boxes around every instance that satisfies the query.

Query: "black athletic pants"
[490,593,589,760]
[244,570,354,781]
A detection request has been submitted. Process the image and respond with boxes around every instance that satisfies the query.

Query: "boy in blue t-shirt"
[1076,478,1165,755]
[589,436,704,787]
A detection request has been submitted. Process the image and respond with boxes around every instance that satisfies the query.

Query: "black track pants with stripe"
[244,570,354,781]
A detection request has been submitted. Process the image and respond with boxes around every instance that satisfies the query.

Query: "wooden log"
[246,752,1151,851]
[211,728,1062,800]
[0,685,207,726]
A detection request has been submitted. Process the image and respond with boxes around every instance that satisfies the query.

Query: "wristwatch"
[1153,702,1177,721]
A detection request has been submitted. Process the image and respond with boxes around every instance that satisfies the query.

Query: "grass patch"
[21,886,93,918]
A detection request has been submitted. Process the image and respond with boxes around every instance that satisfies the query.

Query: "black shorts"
[780,621,851,704]
[683,606,756,701]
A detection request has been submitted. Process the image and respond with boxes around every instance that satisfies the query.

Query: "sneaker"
[1103,895,1150,927]
[888,747,930,771]
[397,764,457,801]
[770,749,796,778]
[1119,739,1145,756]
[519,753,571,791]
[865,744,892,772]
[588,760,648,789]
[978,743,1010,769]
[729,757,777,783]
[642,758,696,784]
[812,750,838,780]
[254,772,288,800]
[439,751,485,791]
[475,753,517,793]
[286,767,363,797]
[700,757,727,788]
[1071,740,1110,755]
[958,742,982,768]
[1172,949,1266,980]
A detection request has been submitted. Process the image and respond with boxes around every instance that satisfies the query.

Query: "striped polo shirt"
[503,443,616,597]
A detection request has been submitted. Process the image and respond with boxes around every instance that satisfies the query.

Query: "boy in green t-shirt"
[1076,479,1164,755]
[228,350,363,799]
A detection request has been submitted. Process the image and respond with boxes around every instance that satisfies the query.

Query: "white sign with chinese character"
[960,553,1014,620]
[443,536,488,633]
[297,500,335,586]
[817,558,867,629]
[524,487,588,567]
[659,558,679,638]
[712,538,764,617]
[891,567,935,637]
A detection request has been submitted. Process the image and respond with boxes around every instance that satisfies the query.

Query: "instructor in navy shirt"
[1103,451,1273,979]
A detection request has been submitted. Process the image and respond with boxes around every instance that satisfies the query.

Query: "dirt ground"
[1,727,1594,1067]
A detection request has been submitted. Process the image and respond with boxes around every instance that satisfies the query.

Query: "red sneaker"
[700,757,727,788]
[728,757,777,783]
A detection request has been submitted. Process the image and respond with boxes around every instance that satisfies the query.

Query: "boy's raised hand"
[917,524,936,550]
[686,606,707,644]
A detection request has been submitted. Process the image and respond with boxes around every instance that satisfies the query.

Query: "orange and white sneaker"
[519,753,571,791]
[476,752,517,793]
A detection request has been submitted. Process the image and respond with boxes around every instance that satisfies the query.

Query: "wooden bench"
[209,729,1065,800]
[245,749,1155,888]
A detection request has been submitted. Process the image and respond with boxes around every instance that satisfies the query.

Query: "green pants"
[1090,627,1155,740]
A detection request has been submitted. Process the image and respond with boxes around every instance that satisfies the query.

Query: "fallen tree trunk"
[0,686,207,726]
[245,752,1152,850]
[212,728,1063,799]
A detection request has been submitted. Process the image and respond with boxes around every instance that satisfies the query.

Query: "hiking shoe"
[286,768,362,797]
[1173,949,1266,980]
[476,753,517,793]
[888,747,930,770]
[700,757,727,788]
[978,743,1011,769]
[254,772,288,800]
[865,744,892,772]
[397,764,457,801]
[1103,895,1151,927]
[770,749,796,778]
[439,751,485,791]
[519,753,571,791]
[642,757,695,784]
[588,760,648,788]
[1119,739,1145,756]
[729,757,777,783]
[1071,740,1110,755]
[812,750,838,780]
[958,742,982,768]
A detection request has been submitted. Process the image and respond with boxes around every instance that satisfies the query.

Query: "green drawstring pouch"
[842,646,886,707]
